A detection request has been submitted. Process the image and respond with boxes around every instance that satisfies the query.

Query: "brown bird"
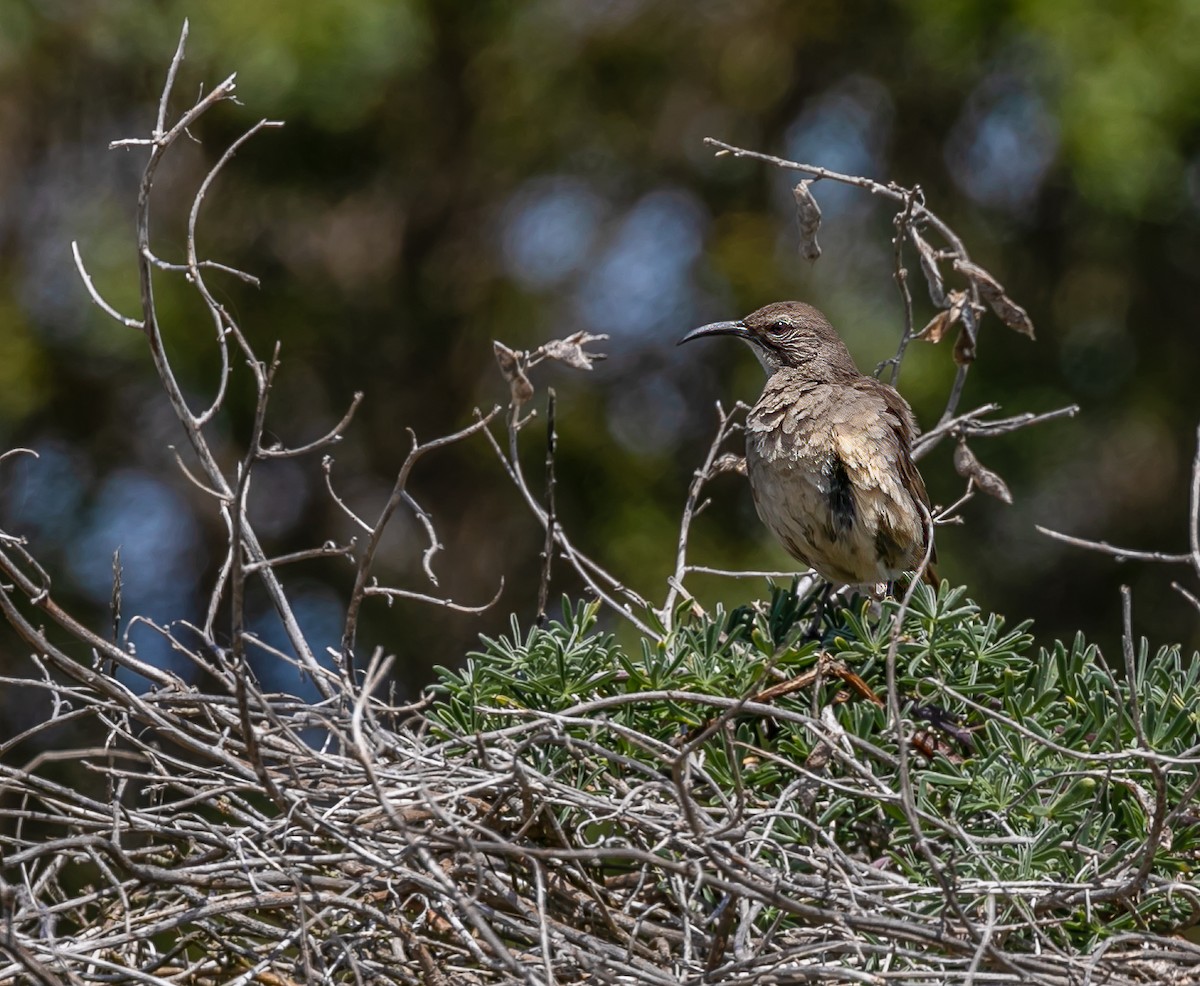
[680,301,938,588]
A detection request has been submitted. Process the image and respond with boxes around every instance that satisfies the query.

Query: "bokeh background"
[1,1,1198,706]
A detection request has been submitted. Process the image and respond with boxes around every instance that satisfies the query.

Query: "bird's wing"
[836,378,938,568]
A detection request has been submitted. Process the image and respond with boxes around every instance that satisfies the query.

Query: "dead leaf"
[493,341,534,406]
[953,439,1012,504]
[952,299,981,365]
[954,260,1035,339]
[793,180,822,261]
[920,309,954,344]
[540,331,608,370]
[910,229,946,308]
[916,290,966,343]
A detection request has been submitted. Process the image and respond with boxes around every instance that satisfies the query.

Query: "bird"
[679,301,938,589]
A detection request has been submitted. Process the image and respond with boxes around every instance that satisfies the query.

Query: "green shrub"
[430,584,1200,951]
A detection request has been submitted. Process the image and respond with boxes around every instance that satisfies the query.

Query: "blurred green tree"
[0,0,1197,704]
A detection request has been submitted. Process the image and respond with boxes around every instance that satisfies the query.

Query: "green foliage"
[8,0,1200,696]
[430,586,1200,949]
[905,0,1200,211]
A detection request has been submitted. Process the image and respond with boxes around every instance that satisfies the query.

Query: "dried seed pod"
[918,290,966,343]
[952,297,980,365]
[955,259,1035,338]
[493,341,534,406]
[541,331,608,370]
[920,309,954,344]
[793,180,822,261]
[953,438,1013,504]
[910,228,946,308]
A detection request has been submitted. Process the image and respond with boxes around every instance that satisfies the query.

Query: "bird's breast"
[744,383,926,583]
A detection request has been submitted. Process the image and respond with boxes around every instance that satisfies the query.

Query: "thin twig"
[881,186,922,385]
[243,543,356,573]
[123,25,331,697]
[1035,527,1192,564]
[483,403,656,636]
[155,18,190,139]
[259,392,364,459]
[146,251,262,286]
[340,408,503,668]
[536,389,558,625]
[363,580,505,615]
[662,401,744,624]
[683,566,810,580]
[71,242,144,331]
[401,490,443,588]
[1189,423,1200,580]
[1171,580,1200,614]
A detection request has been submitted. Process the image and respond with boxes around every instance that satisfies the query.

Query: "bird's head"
[679,301,857,377]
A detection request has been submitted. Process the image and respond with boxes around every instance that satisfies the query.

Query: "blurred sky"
[0,0,1199,702]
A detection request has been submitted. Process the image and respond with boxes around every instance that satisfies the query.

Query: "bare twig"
[1189,423,1200,581]
[1171,580,1200,614]
[401,490,444,588]
[363,580,505,614]
[340,409,503,667]
[243,542,356,573]
[480,349,657,636]
[880,186,922,385]
[146,250,262,286]
[914,403,1079,459]
[258,391,364,459]
[1035,528,1192,565]
[682,566,807,580]
[109,25,334,698]
[662,401,746,623]
[322,455,374,533]
[71,242,144,330]
[536,389,558,625]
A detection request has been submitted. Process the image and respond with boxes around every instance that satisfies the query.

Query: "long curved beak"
[677,319,748,346]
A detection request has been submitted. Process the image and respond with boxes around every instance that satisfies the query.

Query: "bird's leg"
[801,580,835,641]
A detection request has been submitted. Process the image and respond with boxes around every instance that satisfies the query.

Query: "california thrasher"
[680,301,937,588]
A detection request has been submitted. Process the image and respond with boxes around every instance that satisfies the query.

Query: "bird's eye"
[769,321,789,333]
